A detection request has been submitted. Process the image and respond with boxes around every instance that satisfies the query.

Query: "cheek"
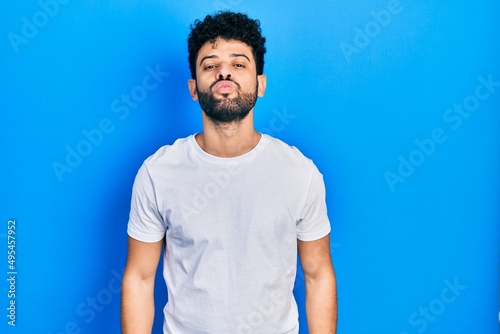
[197,74,217,91]
[195,81,209,93]
[239,76,258,92]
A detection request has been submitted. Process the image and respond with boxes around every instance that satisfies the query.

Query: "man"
[121,11,337,334]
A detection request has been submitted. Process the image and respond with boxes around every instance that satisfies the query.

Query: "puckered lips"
[212,80,237,94]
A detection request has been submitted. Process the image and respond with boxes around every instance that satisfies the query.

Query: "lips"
[213,81,237,93]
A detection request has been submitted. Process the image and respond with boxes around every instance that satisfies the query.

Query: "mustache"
[210,78,241,91]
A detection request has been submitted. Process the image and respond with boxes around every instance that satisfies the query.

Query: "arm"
[121,236,164,334]
[298,234,337,333]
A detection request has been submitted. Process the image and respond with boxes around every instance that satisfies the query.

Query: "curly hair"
[187,11,267,79]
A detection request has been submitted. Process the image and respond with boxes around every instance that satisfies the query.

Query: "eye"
[234,63,245,68]
[204,64,217,70]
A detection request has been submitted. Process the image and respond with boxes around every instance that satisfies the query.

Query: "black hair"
[187,11,266,79]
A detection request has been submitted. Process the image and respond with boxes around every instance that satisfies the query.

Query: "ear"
[257,74,267,97]
[188,79,198,101]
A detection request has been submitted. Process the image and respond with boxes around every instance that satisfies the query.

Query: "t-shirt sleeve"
[296,163,331,241]
[127,163,166,242]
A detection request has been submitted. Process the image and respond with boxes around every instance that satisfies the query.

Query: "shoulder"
[262,134,315,169]
[134,135,197,183]
[142,135,193,168]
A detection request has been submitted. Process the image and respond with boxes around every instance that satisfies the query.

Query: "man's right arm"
[121,236,164,334]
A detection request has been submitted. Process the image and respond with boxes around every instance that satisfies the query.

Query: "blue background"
[1,0,499,333]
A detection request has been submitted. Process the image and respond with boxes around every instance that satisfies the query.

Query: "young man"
[121,11,337,334]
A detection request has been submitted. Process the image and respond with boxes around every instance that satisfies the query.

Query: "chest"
[157,166,306,248]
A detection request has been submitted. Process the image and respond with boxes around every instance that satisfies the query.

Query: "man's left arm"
[298,233,337,333]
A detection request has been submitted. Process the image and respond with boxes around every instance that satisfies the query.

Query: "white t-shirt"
[127,134,331,334]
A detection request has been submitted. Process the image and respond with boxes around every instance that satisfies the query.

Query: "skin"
[188,38,266,157]
[298,234,338,333]
[121,37,337,333]
[121,237,163,333]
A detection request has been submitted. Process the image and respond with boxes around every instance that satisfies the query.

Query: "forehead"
[197,38,254,62]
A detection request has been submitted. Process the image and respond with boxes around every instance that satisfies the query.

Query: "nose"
[216,62,232,80]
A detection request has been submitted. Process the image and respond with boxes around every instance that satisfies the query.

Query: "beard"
[197,80,258,125]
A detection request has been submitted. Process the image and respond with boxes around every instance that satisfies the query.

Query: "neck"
[196,109,261,157]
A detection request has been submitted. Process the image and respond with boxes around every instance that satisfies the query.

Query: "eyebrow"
[199,53,251,66]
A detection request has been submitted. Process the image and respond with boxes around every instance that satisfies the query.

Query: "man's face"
[188,38,266,124]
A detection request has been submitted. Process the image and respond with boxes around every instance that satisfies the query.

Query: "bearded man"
[121,11,337,334]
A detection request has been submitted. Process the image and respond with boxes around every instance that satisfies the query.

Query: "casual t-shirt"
[127,133,331,334]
